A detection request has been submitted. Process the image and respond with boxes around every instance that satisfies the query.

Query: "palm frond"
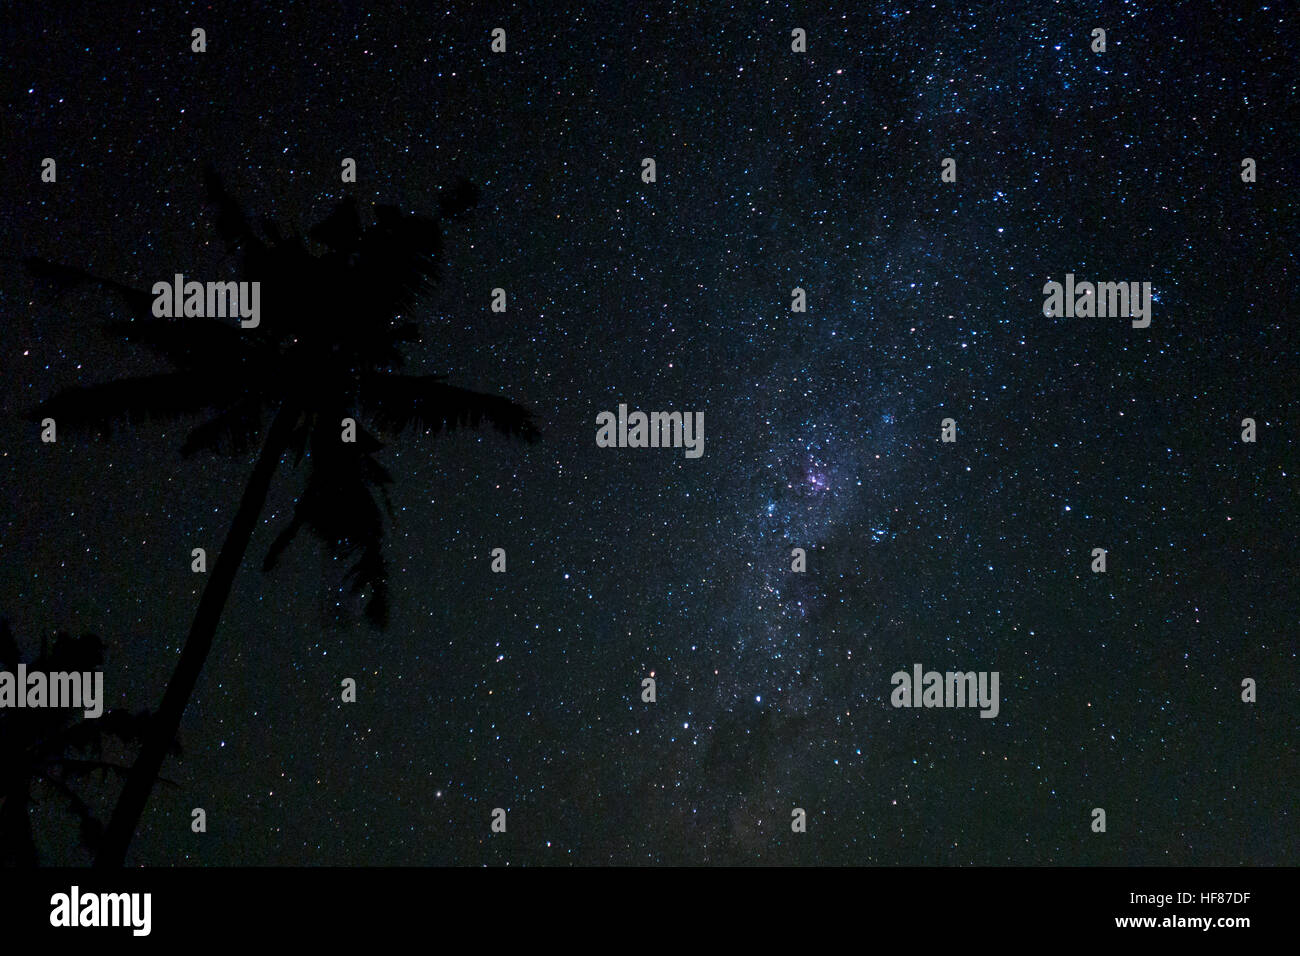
[353,206,447,316]
[31,374,235,437]
[22,257,153,317]
[180,398,267,458]
[360,374,540,441]
[343,546,389,628]
[261,514,305,573]
[262,429,393,626]
[203,163,266,257]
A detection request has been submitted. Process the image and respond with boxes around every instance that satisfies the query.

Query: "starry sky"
[1,1,1296,865]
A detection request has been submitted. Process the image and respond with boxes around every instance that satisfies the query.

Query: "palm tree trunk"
[94,404,298,868]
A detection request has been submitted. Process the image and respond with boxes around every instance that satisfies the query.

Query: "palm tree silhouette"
[0,618,172,866]
[27,167,539,867]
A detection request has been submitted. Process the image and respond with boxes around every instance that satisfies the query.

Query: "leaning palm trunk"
[94,404,298,867]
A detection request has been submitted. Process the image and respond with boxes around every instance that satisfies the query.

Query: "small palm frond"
[203,163,266,257]
[261,513,305,573]
[342,546,389,628]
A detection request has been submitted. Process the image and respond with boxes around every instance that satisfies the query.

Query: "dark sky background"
[1,1,1296,865]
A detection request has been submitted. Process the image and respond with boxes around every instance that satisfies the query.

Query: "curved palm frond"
[31,373,237,437]
[202,163,267,258]
[360,374,541,441]
[342,546,389,628]
[261,514,306,574]
[20,257,154,317]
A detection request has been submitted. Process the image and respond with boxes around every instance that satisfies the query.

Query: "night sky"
[1,2,1296,866]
